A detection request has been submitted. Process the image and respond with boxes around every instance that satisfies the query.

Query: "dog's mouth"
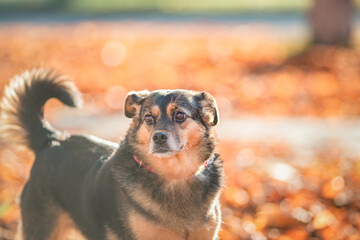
[150,144,184,158]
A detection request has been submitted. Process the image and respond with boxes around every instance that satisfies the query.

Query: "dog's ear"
[124,90,150,118]
[195,92,219,126]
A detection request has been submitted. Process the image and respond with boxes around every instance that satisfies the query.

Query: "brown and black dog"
[0,69,224,240]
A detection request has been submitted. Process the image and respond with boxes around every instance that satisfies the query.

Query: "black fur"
[0,69,80,151]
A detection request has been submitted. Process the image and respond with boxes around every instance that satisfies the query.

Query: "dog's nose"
[152,132,168,144]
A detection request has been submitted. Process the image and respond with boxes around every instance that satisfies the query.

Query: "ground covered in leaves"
[0,22,360,239]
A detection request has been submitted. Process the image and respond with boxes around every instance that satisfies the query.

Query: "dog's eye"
[174,111,187,123]
[144,114,154,125]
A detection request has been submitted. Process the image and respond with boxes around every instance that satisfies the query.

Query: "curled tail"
[0,68,82,152]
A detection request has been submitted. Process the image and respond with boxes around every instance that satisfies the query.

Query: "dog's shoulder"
[31,134,118,187]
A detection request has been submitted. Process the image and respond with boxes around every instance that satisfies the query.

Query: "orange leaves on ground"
[219,141,360,240]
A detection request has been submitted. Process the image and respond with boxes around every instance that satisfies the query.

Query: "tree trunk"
[309,0,354,47]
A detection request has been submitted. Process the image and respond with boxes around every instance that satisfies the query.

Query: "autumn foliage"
[0,22,360,239]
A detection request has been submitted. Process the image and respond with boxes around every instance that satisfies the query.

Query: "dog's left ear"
[195,92,219,126]
[124,90,150,118]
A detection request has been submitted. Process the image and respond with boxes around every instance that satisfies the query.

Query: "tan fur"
[129,210,185,240]
[127,183,198,229]
[128,188,163,216]
[152,120,204,179]
[201,111,215,126]
[198,93,219,126]
[166,103,191,119]
[149,151,201,179]
[105,226,122,240]
[135,115,206,179]
[129,203,221,240]
[188,202,222,240]
[166,103,176,119]
[188,220,219,240]
[137,124,151,146]
[181,119,204,151]
[136,106,159,146]
[14,219,23,240]
[188,226,217,240]
[124,90,150,118]
[150,105,160,118]
[125,105,140,118]
[49,212,86,240]
[15,211,86,240]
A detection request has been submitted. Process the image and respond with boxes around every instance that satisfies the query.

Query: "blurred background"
[1,0,360,239]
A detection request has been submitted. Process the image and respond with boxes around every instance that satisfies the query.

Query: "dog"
[0,69,224,240]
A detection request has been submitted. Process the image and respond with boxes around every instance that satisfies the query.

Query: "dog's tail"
[0,68,81,152]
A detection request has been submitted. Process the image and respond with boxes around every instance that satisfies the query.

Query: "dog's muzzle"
[152,131,168,145]
[150,131,180,156]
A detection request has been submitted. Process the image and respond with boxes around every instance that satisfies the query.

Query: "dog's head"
[125,89,219,179]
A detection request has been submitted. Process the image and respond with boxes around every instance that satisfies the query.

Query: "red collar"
[133,155,215,174]
[133,155,155,173]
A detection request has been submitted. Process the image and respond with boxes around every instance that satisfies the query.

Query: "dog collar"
[132,155,215,174]
[133,155,155,173]
[204,155,215,168]
[197,155,216,174]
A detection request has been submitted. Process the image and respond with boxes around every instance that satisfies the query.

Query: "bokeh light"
[105,85,126,110]
[101,41,127,67]
[269,163,297,182]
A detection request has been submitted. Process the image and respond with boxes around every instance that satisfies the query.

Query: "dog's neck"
[132,154,216,178]
[133,155,155,173]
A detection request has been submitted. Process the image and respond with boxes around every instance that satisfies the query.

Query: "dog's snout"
[152,132,168,144]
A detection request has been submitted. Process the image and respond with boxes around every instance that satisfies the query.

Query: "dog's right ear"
[194,92,219,127]
[124,90,150,118]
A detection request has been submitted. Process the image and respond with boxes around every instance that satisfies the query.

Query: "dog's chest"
[105,226,122,240]
[129,210,184,240]
[128,180,211,223]
[128,210,219,240]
